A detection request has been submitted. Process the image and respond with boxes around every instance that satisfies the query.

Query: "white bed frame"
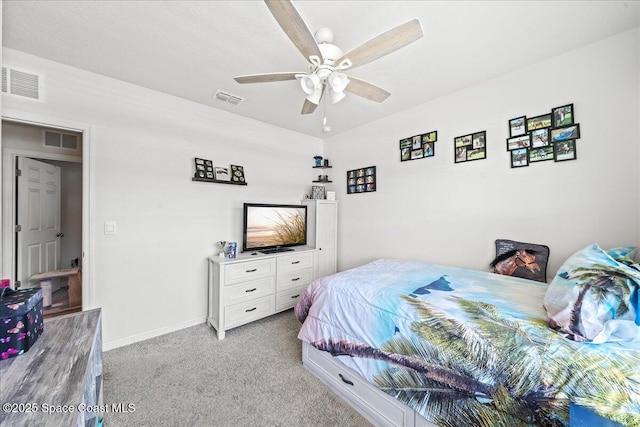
[302,342,437,427]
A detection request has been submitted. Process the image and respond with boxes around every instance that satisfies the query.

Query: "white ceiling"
[3,1,639,138]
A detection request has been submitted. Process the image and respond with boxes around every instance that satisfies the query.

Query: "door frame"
[2,109,95,310]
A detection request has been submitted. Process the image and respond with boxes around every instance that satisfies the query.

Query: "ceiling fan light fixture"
[329,88,346,104]
[328,71,349,92]
[306,85,323,105]
[300,73,321,95]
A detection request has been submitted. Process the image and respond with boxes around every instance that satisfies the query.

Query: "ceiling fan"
[233,0,423,116]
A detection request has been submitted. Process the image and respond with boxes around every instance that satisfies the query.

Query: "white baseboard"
[103,316,206,351]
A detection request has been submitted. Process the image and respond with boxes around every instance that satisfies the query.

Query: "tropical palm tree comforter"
[295,258,640,426]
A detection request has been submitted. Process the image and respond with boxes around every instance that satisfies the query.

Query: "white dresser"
[208,247,316,339]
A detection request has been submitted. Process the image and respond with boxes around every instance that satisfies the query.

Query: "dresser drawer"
[224,258,276,285]
[277,251,314,272]
[303,343,414,427]
[277,267,313,292]
[224,277,275,305]
[275,287,306,311]
[225,295,274,328]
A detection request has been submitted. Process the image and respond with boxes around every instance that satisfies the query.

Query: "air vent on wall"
[1,66,44,101]
[43,130,79,151]
[213,90,244,106]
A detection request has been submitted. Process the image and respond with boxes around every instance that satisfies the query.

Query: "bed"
[295,245,640,427]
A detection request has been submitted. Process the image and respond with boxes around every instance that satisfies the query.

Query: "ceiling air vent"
[43,130,79,151]
[213,90,244,106]
[1,66,44,101]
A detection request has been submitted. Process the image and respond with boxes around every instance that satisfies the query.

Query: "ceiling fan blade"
[264,0,323,62]
[336,19,423,69]
[345,77,390,102]
[301,99,319,115]
[234,72,301,84]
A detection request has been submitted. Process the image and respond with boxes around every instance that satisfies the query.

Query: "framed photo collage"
[347,166,376,194]
[507,103,579,168]
[400,131,437,162]
[454,131,486,163]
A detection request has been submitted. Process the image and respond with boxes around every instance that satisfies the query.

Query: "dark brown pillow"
[490,239,550,282]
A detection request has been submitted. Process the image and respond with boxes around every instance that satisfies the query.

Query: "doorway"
[1,113,92,316]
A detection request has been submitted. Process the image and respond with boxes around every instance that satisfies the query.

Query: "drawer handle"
[290,294,300,299]
[339,373,354,386]
[245,307,257,312]
[291,277,300,282]
[245,288,257,293]
[246,268,257,273]
[291,261,300,264]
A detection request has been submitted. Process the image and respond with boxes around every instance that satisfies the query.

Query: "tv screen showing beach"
[245,205,307,249]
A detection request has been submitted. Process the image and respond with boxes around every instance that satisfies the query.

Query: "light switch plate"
[104,221,117,235]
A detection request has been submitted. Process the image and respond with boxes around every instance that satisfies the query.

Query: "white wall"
[1,48,322,349]
[324,29,640,278]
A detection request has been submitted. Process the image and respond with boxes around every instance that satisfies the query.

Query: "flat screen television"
[242,203,307,254]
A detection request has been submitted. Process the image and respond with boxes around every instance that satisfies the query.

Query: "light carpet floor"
[103,309,372,427]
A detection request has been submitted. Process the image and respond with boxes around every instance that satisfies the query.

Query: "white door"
[316,201,337,277]
[16,157,62,288]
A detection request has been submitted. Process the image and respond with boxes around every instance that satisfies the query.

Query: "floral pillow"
[543,243,640,343]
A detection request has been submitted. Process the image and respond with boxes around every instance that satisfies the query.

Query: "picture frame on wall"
[526,113,552,131]
[454,131,486,163]
[551,103,574,127]
[412,135,422,149]
[530,128,549,148]
[454,134,472,148]
[230,165,245,182]
[509,116,527,137]
[347,166,376,194]
[511,148,529,168]
[422,131,437,143]
[506,134,531,151]
[554,140,577,162]
[401,147,411,161]
[550,124,580,143]
[400,130,437,162]
[423,142,434,157]
[529,146,554,162]
[455,147,467,163]
[194,157,214,179]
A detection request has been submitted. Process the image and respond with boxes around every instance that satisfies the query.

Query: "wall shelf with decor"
[312,179,332,183]
[193,158,247,185]
[312,165,333,169]
[192,177,247,186]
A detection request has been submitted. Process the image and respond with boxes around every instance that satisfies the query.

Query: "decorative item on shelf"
[313,174,332,183]
[214,167,230,181]
[311,185,326,200]
[326,191,336,200]
[194,157,214,179]
[226,242,237,259]
[454,131,486,163]
[230,165,245,183]
[506,103,579,168]
[217,241,227,258]
[400,130,437,162]
[314,156,323,167]
[347,166,376,194]
[323,158,330,167]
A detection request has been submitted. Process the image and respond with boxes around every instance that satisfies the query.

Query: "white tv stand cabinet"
[207,246,316,339]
